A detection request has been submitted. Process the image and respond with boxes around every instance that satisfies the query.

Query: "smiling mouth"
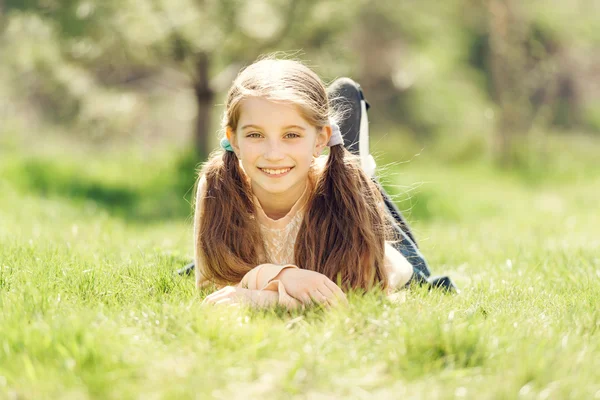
[259,167,293,176]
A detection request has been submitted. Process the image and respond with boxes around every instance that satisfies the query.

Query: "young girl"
[195,58,414,309]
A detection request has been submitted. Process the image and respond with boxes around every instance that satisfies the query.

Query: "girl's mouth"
[259,167,293,177]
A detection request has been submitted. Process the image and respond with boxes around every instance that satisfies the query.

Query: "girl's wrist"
[270,264,298,284]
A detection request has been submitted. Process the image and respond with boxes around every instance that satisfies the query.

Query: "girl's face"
[228,97,330,199]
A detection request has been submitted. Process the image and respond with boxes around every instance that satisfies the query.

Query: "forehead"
[237,97,310,129]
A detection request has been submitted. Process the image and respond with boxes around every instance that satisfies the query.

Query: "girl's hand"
[202,286,278,308]
[275,269,348,307]
[202,286,249,307]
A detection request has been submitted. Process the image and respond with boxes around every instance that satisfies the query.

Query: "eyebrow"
[240,124,306,131]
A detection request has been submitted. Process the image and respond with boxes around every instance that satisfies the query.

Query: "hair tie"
[219,119,343,152]
[327,119,343,147]
[220,137,234,152]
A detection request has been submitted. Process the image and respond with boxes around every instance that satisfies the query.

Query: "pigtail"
[295,145,390,292]
[196,150,264,285]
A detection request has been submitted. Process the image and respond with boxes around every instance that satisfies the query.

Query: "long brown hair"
[195,57,392,291]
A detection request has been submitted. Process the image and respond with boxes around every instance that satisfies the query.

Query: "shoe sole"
[327,78,376,177]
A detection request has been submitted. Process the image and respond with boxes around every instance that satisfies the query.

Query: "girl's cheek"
[239,143,260,157]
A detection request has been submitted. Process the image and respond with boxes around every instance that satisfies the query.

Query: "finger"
[324,279,348,304]
[323,279,345,297]
[316,288,333,309]
[317,283,335,300]
[204,286,234,303]
[299,293,313,306]
[317,283,337,303]
[204,291,231,304]
[309,289,329,307]
[325,279,346,299]
[215,298,233,306]
[204,287,226,301]
[203,295,224,304]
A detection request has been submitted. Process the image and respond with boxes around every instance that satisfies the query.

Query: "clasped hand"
[275,268,348,308]
[202,269,347,309]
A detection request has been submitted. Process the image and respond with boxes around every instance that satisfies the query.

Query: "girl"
[195,58,414,310]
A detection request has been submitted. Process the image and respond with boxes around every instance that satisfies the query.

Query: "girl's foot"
[327,78,376,177]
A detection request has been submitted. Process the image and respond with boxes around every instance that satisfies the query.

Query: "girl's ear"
[314,125,331,157]
[226,126,240,156]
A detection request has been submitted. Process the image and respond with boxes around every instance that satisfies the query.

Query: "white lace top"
[253,183,310,266]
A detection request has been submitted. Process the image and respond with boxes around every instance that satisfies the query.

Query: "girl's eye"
[246,132,299,139]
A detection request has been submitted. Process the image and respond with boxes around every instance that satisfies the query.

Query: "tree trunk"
[487,0,530,166]
[193,53,214,160]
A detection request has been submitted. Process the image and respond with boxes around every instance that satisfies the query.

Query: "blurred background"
[1,0,599,223]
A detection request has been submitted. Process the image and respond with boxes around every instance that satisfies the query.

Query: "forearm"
[236,265,303,310]
[239,263,299,291]
[241,288,301,310]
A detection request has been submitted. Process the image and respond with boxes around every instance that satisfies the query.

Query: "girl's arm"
[202,265,303,310]
[202,285,283,308]
[236,264,303,309]
[259,266,348,308]
[238,248,409,306]
[216,264,347,310]
[193,175,214,289]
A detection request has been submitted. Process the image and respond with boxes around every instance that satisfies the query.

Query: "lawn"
[1,137,599,399]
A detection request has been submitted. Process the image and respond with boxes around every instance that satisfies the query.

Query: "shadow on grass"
[4,151,201,222]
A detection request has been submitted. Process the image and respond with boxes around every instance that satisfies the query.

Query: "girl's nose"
[264,140,285,161]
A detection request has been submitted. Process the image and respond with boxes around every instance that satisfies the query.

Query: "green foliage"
[0,148,200,221]
[583,101,600,133]
[2,0,599,160]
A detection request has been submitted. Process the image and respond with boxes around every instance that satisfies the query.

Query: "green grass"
[1,139,599,399]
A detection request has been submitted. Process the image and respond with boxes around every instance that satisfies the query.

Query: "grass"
[1,137,599,399]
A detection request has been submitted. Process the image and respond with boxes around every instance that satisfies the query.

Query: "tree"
[2,0,360,159]
[486,0,563,165]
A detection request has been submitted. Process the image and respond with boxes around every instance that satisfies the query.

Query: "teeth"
[262,168,290,175]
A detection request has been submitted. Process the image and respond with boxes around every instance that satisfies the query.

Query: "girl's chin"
[252,178,302,195]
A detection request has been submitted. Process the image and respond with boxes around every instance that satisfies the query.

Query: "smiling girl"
[195,58,414,309]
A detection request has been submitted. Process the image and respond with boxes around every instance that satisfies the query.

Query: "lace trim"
[259,210,304,265]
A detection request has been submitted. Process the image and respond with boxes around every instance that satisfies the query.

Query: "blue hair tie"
[220,137,234,152]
